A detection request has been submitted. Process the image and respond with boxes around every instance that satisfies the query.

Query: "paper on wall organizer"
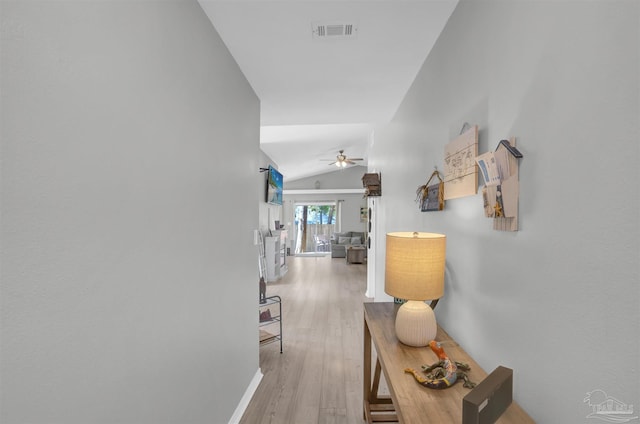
[494,147,510,181]
[475,151,500,187]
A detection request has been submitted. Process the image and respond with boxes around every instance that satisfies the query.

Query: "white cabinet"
[265,230,287,282]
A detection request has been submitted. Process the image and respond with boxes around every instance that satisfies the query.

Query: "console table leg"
[363,315,397,423]
[372,361,382,398]
[363,316,372,421]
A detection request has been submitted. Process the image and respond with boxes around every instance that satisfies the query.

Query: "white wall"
[370,1,639,422]
[0,2,260,423]
[285,165,367,190]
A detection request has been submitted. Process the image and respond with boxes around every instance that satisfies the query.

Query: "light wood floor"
[241,255,371,424]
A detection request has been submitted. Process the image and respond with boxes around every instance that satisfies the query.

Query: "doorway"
[293,202,339,255]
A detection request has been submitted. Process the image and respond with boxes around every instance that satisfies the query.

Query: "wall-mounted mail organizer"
[475,138,523,231]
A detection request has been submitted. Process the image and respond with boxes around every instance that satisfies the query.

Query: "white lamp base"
[395,300,437,347]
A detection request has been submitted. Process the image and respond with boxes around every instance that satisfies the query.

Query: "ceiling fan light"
[324,150,360,169]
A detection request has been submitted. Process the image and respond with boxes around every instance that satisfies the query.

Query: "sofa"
[331,231,366,258]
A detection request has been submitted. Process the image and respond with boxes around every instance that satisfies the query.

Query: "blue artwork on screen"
[266,166,283,205]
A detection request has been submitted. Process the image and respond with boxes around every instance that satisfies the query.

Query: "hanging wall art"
[444,125,478,200]
[416,169,445,212]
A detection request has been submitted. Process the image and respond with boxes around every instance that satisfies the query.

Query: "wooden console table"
[363,302,533,423]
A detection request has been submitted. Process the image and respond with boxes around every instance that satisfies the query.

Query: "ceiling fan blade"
[320,151,364,164]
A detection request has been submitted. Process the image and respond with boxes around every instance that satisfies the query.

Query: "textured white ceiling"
[199,0,457,181]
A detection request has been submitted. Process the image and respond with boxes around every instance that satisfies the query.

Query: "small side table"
[346,246,366,264]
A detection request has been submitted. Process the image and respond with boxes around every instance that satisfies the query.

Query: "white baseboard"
[228,368,263,424]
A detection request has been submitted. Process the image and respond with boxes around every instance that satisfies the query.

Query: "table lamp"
[385,232,445,347]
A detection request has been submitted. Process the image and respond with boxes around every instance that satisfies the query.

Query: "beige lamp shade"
[385,232,445,301]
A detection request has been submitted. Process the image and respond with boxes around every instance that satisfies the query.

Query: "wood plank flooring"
[241,255,371,424]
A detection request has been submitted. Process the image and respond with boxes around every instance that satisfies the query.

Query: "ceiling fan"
[322,150,364,168]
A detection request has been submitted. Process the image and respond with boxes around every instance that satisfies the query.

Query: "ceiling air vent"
[312,22,358,40]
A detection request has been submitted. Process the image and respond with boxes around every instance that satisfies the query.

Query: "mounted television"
[266,165,283,205]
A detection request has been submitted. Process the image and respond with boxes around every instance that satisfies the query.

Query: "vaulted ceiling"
[199,0,458,181]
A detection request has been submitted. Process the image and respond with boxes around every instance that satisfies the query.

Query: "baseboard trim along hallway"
[229,369,263,424]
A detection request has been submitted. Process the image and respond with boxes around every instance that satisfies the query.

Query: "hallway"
[242,255,370,424]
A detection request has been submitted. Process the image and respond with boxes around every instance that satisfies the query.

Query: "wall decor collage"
[416,124,523,232]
